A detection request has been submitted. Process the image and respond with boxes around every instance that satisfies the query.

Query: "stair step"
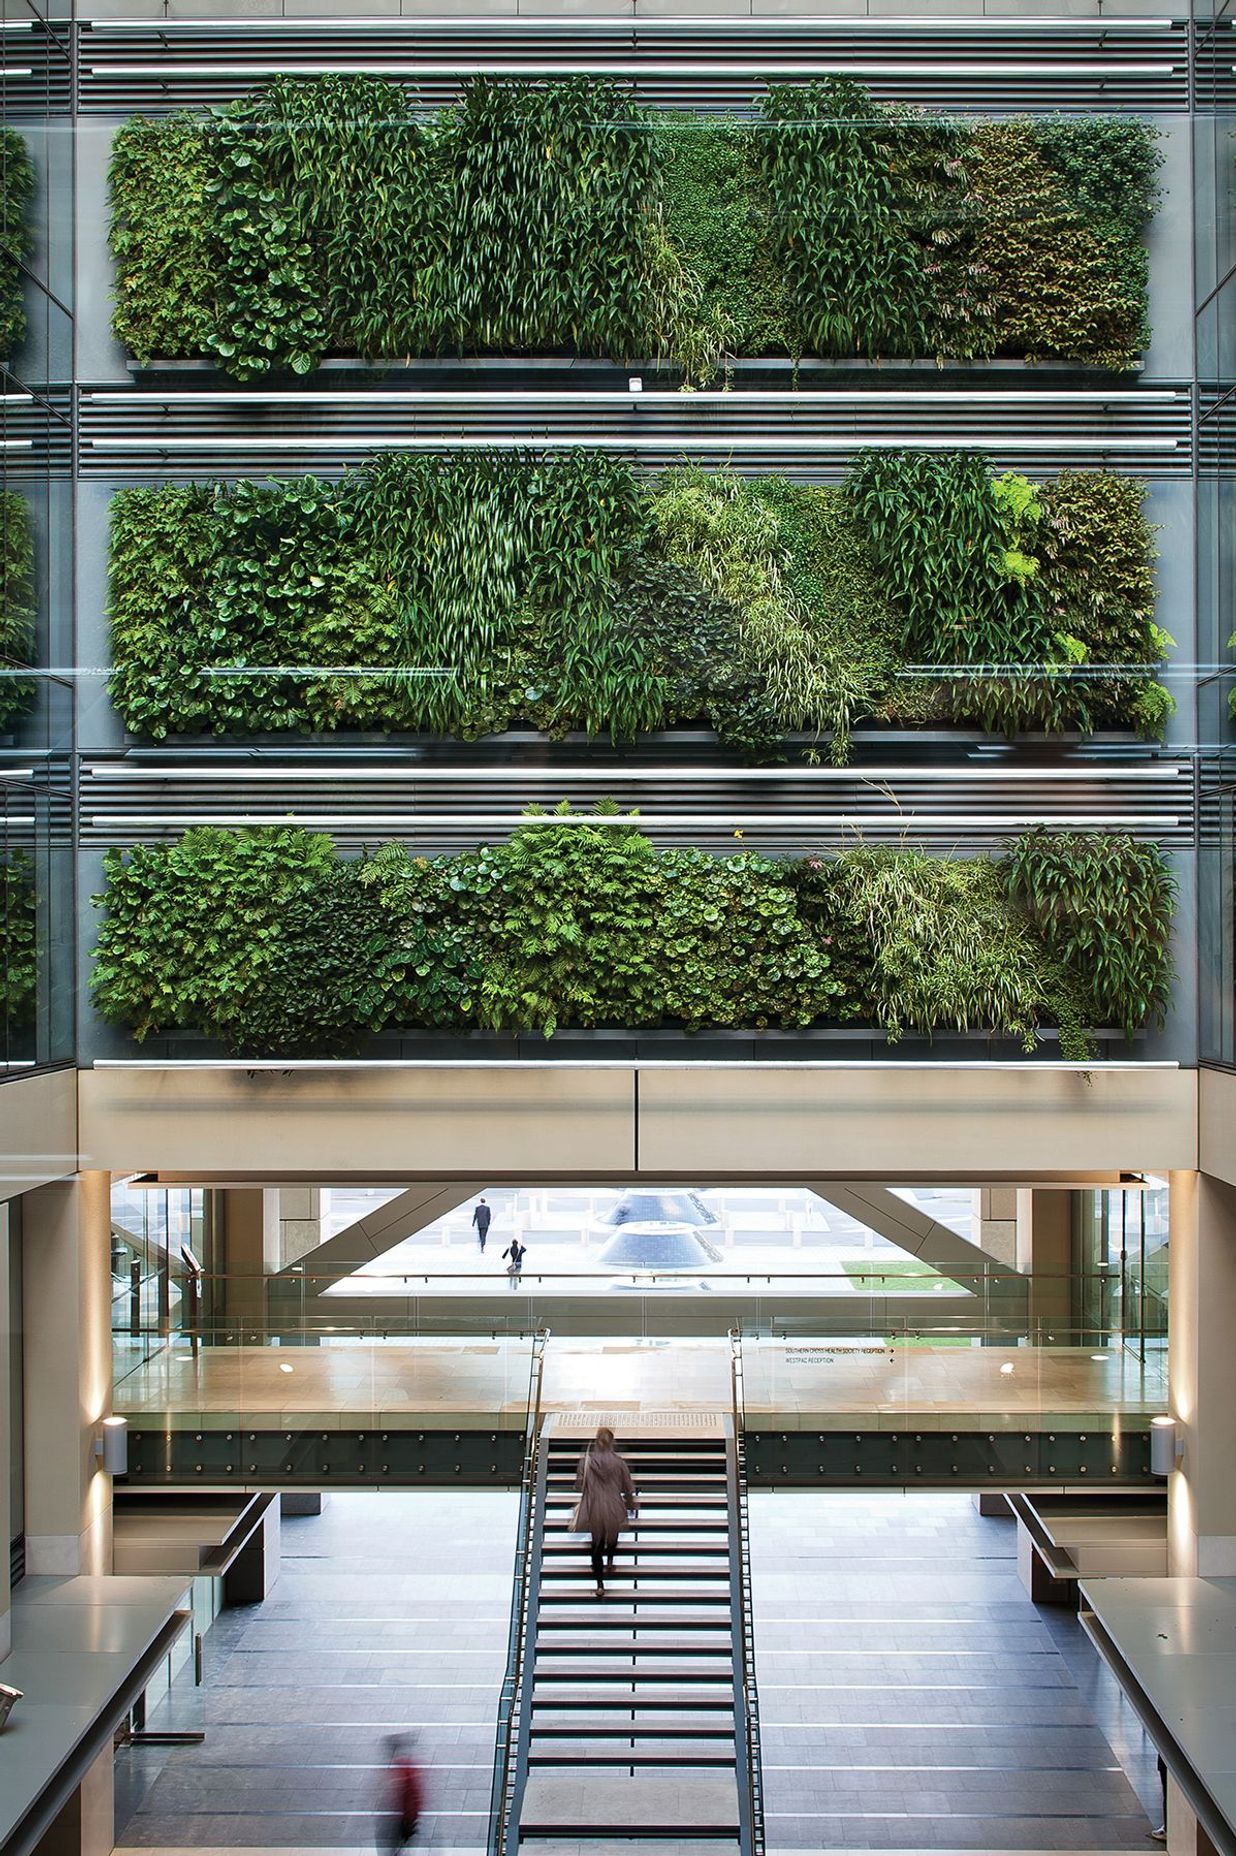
[543,1541,729,1556]
[528,1749,738,1769]
[518,1772,740,1837]
[530,1714,731,1729]
[533,1692,735,1711]
[545,1517,728,1530]
[534,1669,733,1686]
[538,1615,731,1631]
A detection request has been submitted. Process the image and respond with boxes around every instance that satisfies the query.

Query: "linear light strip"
[88,765,1184,783]
[84,390,1183,407]
[88,62,1181,78]
[88,436,1180,452]
[89,1058,1180,1072]
[88,17,1177,31]
[91,820,1172,835]
[0,441,32,451]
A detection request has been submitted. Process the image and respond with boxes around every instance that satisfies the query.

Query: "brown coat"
[572,1444,637,1547]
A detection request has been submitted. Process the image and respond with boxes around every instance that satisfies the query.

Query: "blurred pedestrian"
[471,1197,492,1254]
[503,1237,526,1288]
[377,1734,423,1854]
[572,1426,638,1599]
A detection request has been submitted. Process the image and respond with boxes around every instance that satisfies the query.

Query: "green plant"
[92,827,338,1044]
[92,817,1173,1056]
[109,115,215,363]
[108,452,1163,754]
[1005,828,1175,1042]
[759,80,934,358]
[107,82,1158,375]
[824,844,1062,1053]
[968,121,1153,368]
[0,850,36,1040]
[0,129,33,357]
[847,450,1065,736]
[0,492,35,731]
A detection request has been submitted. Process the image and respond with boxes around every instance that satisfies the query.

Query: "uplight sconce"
[1150,1416,1183,1477]
[0,1684,21,1731]
[94,1416,129,1476]
[628,376,643,394]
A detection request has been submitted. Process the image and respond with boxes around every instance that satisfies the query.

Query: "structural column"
[1167,1170,1236,1576]
[21,1174,114,1577]
[0,1202,10,1659]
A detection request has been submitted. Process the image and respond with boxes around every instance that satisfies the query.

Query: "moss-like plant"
[0,129,33,358]
[110,115,216,364]
[0,850,36,1043]
[92,815,1173,1057]
[107,78,1159,376]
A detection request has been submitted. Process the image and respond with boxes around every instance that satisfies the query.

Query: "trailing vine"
[0,492,35,732]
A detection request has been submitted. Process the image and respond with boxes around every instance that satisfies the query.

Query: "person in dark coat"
[502,1238,526,1287]
[471,1197,492,1253]
[573,1426,638,1598]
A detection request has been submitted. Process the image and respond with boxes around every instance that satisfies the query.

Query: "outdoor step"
[518,1772,740,1837]
[545,1493,727,1506]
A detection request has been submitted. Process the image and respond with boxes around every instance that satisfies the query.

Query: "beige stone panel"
[637,1066,1198,1177]
[1168,1169,1236,1576]
[78,1067,636,1177]
[0,1205,8,1660]
[0,1068,77,1202]
[22,1175,115,1577]
[1198,1065,1236,1188]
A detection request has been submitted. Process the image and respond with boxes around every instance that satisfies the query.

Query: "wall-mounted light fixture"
[1150,1415,1182,1477]
[627,376,643,395]
[94,1416,129,1476]
[0,1684,21,1731]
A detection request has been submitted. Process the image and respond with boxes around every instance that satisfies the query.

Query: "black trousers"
[590,1534,617,1580]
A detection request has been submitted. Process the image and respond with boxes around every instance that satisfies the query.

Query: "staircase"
[498,1413,760,1852]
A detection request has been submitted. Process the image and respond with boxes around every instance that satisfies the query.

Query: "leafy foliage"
[759,80,938,359]
[0,492,35,732]
[1005,828,1175,1041]
[0,850,36,1041]
[968,120,1158,368]
[0,129,33,357]
[108,452,1165,753]
[108,79,1158,374]
[109,115,216,363]
[92,817,1174,1056]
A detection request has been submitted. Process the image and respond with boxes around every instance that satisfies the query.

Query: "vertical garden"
[89,67,1181,1062]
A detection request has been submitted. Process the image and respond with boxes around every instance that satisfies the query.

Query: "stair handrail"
[487,1327,549,1856]
[730,1327,767,1856]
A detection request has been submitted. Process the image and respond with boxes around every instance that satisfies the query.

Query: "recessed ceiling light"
[1000,1362,1015,1375]
[279,1363,294,1374]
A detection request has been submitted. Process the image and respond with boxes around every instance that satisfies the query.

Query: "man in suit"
[471,1197,492,1253]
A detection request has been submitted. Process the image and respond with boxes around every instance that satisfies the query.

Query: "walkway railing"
[730,1329,766,1856]
[487,1328,548,1856]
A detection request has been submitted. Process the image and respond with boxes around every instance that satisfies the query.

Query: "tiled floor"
[751,1491,1159,1851]
[115,1489,1158,1855]
[115,1490,519,1851]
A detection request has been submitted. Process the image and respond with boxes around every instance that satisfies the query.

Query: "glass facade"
[0,4,73,1076]
[1196,5,1236,1064]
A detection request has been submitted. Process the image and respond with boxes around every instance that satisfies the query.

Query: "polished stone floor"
[115,1489,1157,1855]
[114,1335,1167,1432]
